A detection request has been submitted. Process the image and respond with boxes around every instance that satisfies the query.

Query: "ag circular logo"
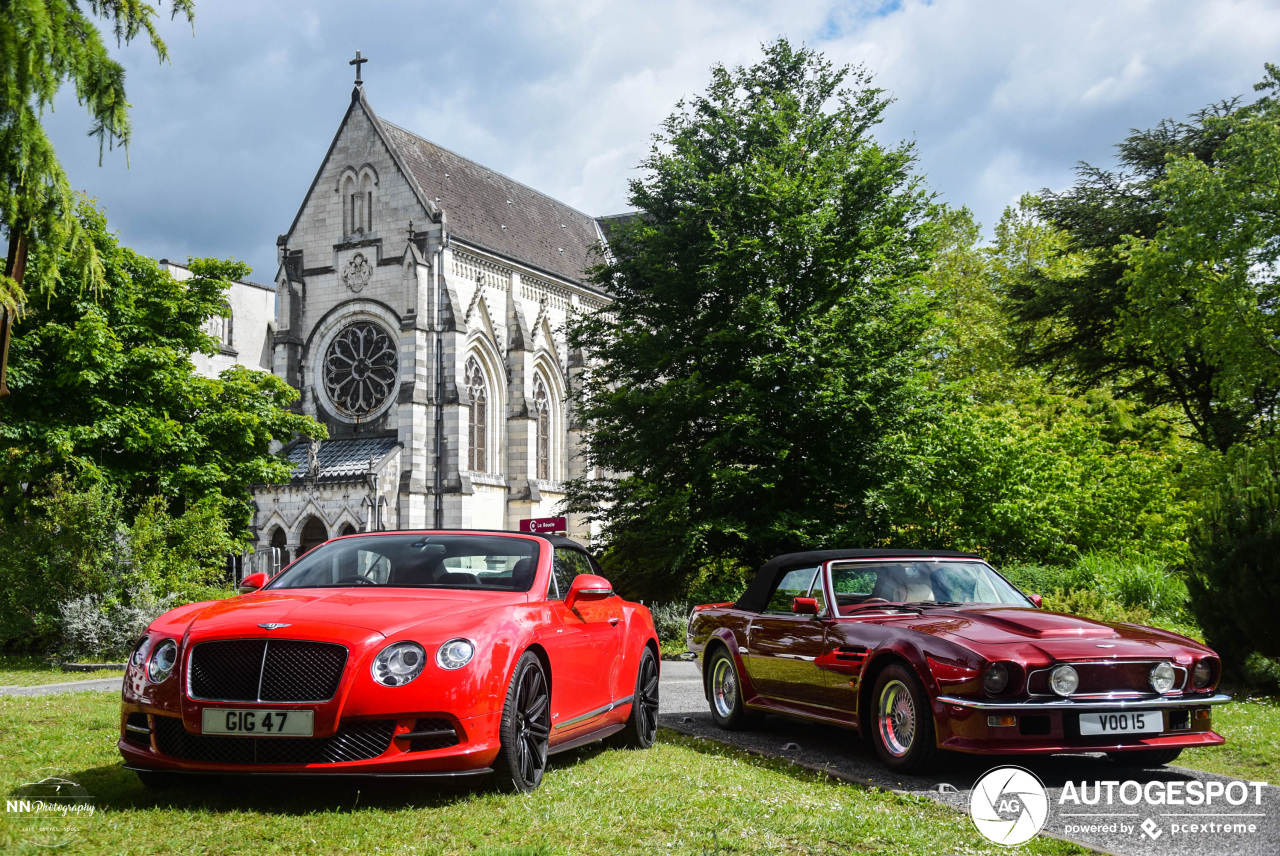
[970,766,1050,846]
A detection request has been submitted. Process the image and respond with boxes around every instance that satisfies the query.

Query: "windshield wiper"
[901,601,964,608]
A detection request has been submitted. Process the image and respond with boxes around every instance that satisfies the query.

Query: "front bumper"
[119,705,502,776]
[933,692,1230,755]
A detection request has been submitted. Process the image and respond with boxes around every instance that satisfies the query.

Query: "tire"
[612,646,660,749]
[869,663,939,773]
[135,770,182,789]
[705,646,761,730]
[492,651,552,793]
[1107,747,1183,767]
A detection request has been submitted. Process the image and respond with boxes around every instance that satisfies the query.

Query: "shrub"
[0,473,236,654]
[648,602,692,648]
[1186,443,1280,670]
[57,586,179,662]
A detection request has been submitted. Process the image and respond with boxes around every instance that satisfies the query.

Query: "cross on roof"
[350,50,368,85]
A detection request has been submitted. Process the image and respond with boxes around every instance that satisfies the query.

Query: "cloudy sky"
[44,0,1280,283]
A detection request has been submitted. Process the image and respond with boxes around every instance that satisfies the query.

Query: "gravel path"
[0,677,123,697]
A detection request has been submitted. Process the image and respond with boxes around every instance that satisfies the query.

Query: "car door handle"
[609,617,621,626]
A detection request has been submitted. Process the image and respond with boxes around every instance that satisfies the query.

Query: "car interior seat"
[870,564,935,602]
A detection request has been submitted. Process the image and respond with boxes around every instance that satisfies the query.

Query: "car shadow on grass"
[65,740,623,814]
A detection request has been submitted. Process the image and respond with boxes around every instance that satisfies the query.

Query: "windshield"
[828,560,1032,612]
[267,534,541,592]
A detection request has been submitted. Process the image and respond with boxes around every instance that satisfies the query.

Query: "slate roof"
[284,436,400,481]
[380,122,609,285]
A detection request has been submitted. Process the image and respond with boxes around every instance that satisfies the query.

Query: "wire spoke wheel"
[712,656,737,719]
[878,679,917,757]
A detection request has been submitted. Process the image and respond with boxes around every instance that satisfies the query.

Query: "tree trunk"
[0,231,28,400]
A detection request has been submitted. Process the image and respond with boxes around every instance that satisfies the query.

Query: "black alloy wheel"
[613,647,659,748]
[494,651,552,792]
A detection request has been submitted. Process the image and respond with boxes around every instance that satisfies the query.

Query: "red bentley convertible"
[687,549,1229,772]
[119,531,659,791]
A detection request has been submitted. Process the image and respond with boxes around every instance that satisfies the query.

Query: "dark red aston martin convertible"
[119,531,659,791]
[687,549,1230,772]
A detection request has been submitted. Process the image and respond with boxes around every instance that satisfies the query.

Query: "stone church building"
[247,72,616,569]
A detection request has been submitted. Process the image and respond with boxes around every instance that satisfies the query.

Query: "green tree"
[1122,65,1280,438]
[0,199,324,533]
[1,0,195,396]
[1003,91,1260,451]
[567,40,935,599]
[1185,443,1280,669]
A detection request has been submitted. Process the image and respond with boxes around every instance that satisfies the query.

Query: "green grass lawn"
[0,656,124,688]
[1179,693,1280,782]
[0,691,1087,856]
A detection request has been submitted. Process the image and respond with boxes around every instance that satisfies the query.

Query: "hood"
[175,587,529,640]
[884,606,1200,658]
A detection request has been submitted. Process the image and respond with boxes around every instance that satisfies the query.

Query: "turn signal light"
[987,715,1017,728]
[1195,708,1211,721]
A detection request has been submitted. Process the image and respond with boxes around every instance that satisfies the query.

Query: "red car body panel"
[687,552,1229,758]
[118,531,657,777]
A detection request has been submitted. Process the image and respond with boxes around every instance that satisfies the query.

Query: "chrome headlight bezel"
[372,641,427,687]
[982,663,1010,695]
[435,638,475,671]
[130,635,152,668]
[1049,664,1079,697]
[147,639,178,683]
[1149,661,1178,694]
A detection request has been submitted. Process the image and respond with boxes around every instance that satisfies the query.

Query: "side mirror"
[238,572,269,594]
[1028,594,1043,609]
[565,574,613,610]
[792,596,819,615]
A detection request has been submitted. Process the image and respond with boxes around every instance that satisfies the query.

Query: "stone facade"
[248,81,613,568]
[161,260,276,377]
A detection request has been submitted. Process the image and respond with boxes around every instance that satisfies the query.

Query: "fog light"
[983,663,1010,695]
[987,715,1017,727]
[1049,664,1078,697]
[1149,661,1177,694]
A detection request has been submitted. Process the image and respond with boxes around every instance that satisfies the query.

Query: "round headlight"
[130,635,152,667]
[982,663,1010,695]
[436,638,475,671]
[1149,661,1177,694]
[372,642,426,687]
[147,639,178,683]
[1049,664,1079,697]
[1192,660,1214,689]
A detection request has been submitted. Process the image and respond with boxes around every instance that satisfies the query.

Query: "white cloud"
[42,0,1280,279]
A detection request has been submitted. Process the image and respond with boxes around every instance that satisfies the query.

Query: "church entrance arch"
[269,526,289,571]
[299,516,328,557]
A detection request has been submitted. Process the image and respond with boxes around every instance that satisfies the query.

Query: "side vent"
[834,646,869,666]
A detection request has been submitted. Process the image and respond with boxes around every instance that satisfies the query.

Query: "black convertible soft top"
[733,548,984,613]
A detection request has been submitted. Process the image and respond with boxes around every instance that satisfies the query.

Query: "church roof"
[284,436,400,481]
[380,121,607,285]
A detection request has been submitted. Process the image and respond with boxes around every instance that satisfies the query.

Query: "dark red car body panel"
[687,552,1228,757]
[118,531,658,776]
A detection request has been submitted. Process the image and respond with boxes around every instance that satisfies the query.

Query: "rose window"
[323,322,398,416]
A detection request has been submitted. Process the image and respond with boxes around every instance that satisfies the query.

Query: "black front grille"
[153,716,395,765]
[189,639,347,702]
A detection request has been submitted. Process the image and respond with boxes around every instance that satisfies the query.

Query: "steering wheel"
[334,575,377,586]
[858,597,889,604]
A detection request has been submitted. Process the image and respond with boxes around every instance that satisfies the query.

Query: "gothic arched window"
[466,356,488,472]
[533,374,551,481]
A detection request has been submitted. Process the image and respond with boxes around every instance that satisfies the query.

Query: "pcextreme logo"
[970,766,1050,846]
